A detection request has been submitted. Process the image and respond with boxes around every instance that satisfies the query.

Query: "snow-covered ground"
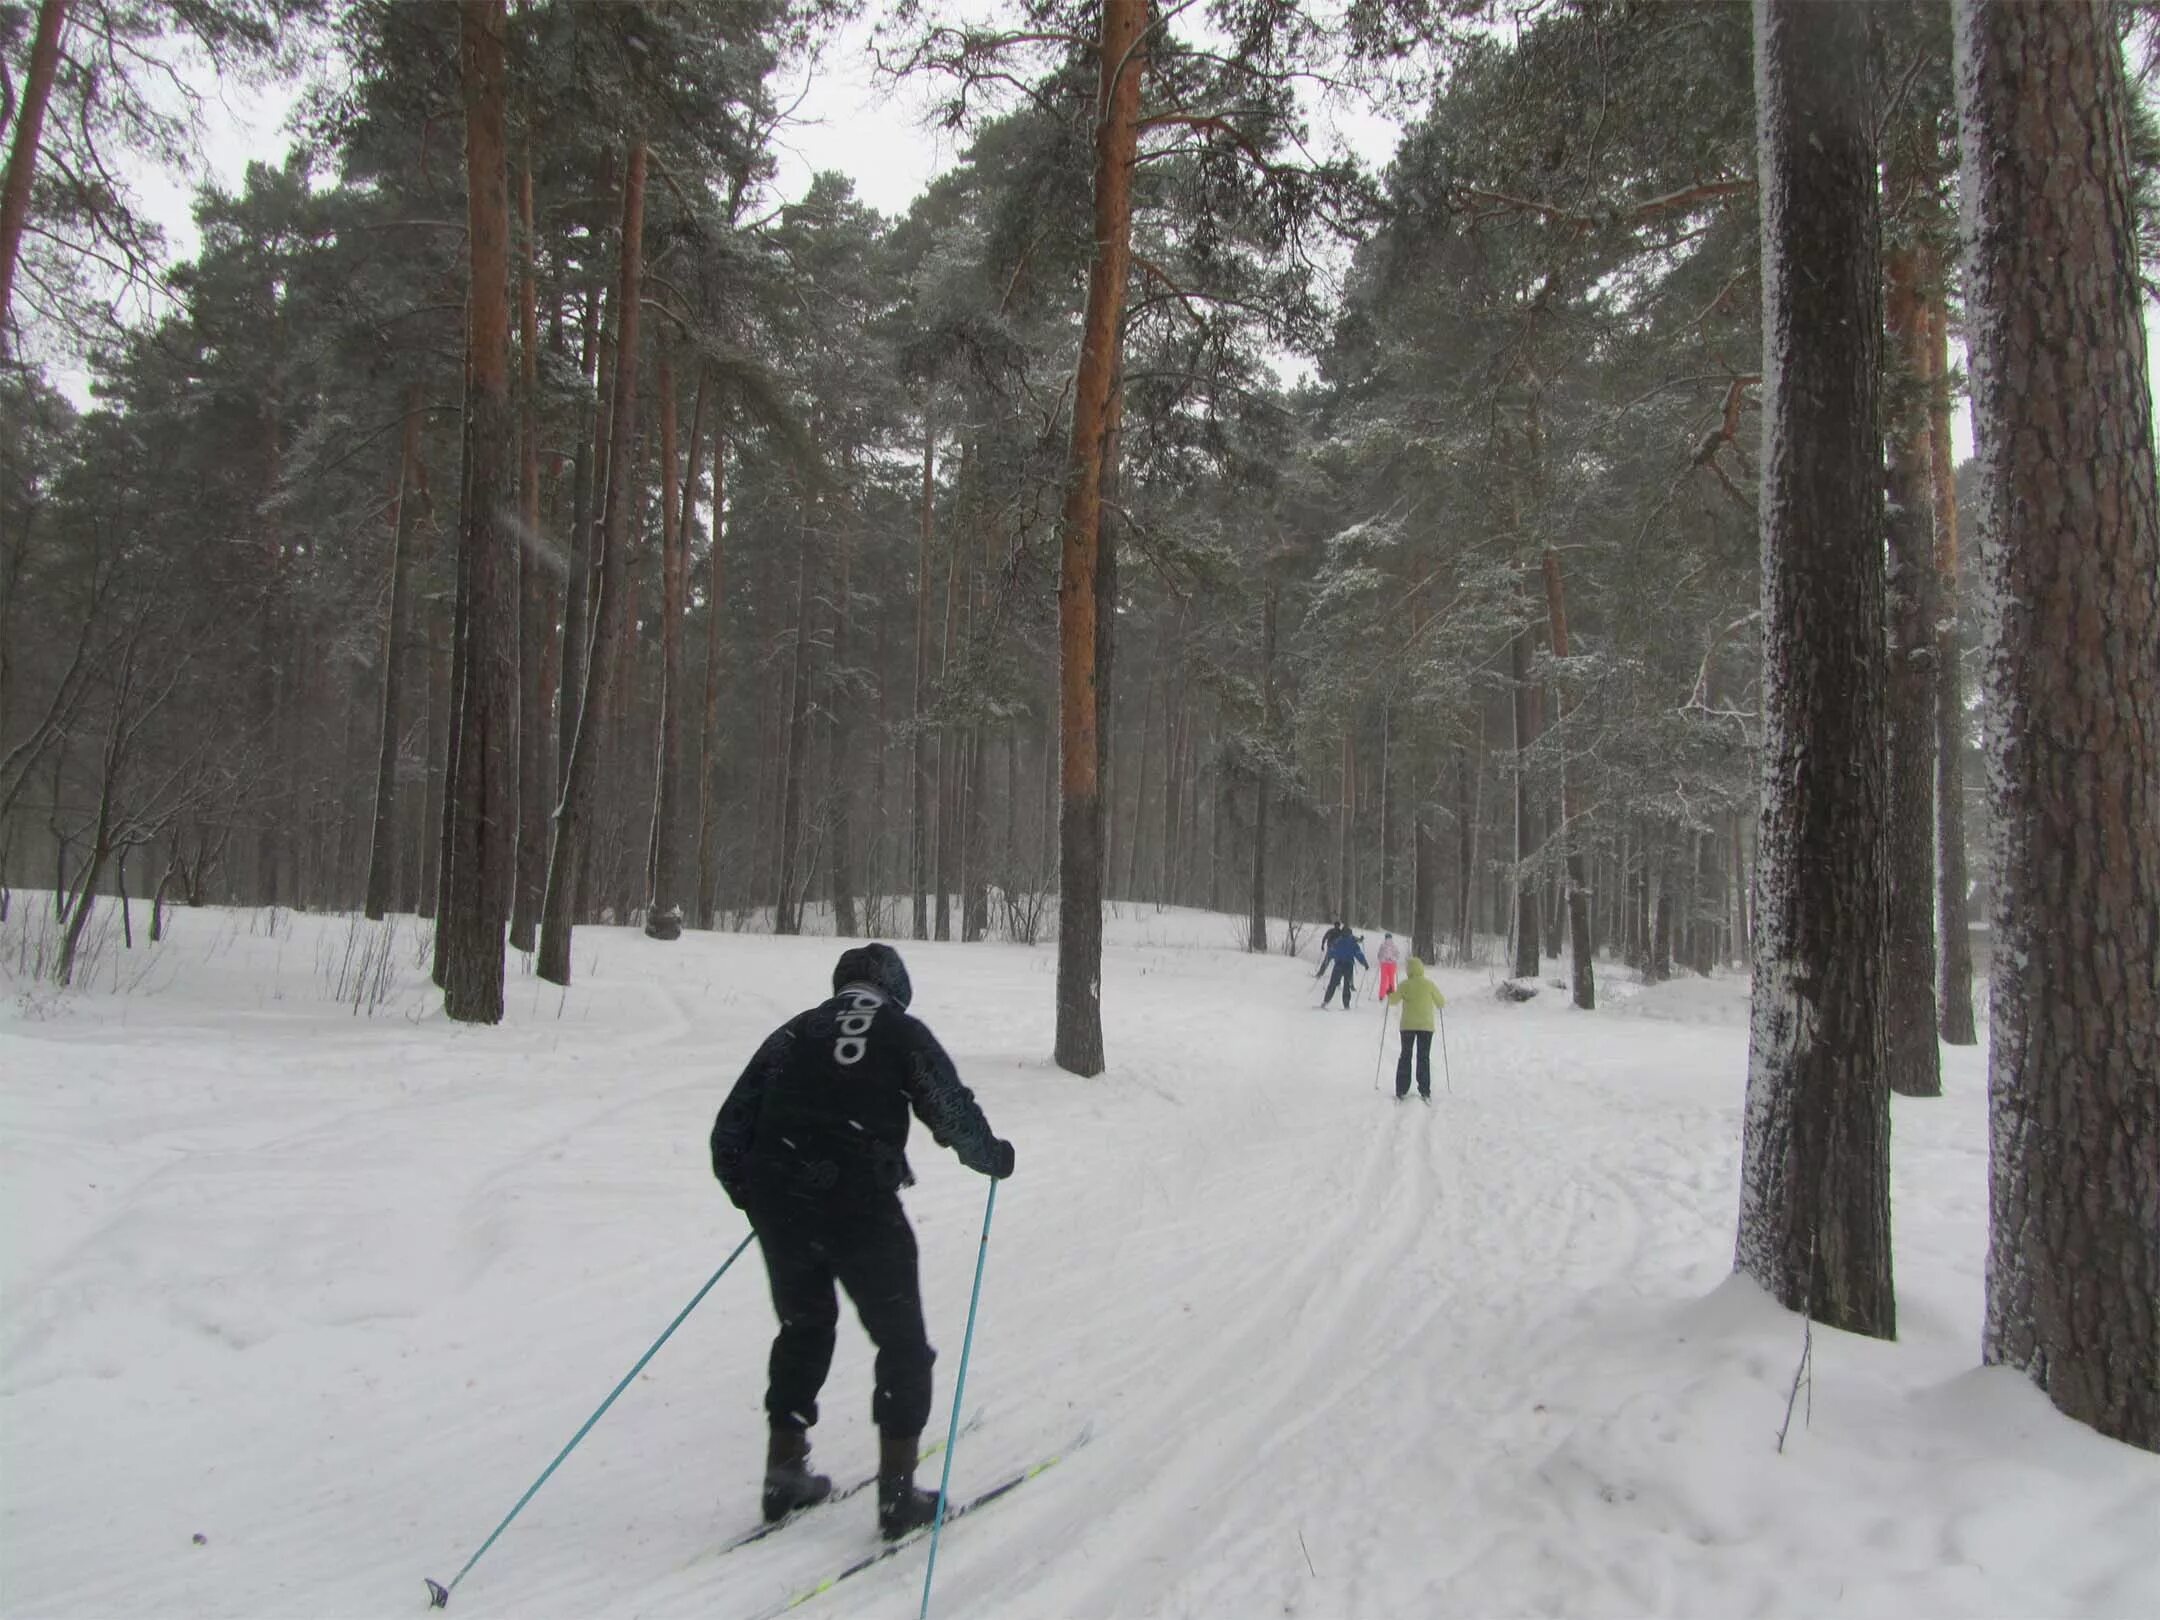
[3,901,2153,1619]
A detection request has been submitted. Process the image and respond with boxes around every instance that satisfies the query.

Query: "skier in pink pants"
[1375,933,1402,1001]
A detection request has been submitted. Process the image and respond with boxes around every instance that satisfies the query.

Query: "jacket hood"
[832,942,913,1010]
[1406,958,1428,980]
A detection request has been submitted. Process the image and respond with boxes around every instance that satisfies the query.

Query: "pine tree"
[1733,0,1895,1341]
[1956,0,2160,1453]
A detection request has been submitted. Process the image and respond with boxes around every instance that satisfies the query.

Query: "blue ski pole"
[919,1180,998,1620]
[425,1232,755,1607]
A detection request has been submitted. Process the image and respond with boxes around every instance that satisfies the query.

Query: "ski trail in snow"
[5,911,2154,1620]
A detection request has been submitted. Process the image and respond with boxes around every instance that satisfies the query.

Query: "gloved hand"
[988,1138,1016,1180]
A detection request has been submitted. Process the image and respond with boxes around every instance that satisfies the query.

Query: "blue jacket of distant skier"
[1325,933,1368,970]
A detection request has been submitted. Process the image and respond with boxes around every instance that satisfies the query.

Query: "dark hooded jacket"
[711,946,1007,1215]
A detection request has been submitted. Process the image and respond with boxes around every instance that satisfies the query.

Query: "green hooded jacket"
[1386,958,1446,1032]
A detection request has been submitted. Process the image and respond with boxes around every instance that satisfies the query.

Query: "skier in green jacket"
[1385,958,1447,1101]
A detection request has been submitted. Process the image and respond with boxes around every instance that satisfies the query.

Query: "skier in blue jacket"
[1317,928,1368,1010]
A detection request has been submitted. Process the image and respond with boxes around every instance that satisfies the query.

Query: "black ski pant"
[1323,961,1357,1008]
[751,1199,935,1438]
[1395,1029,1433,1098]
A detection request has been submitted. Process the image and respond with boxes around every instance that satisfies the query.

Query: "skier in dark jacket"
[1318,929,1368,1009]
[711,942,1015,1540]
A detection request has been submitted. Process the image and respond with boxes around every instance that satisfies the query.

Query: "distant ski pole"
[424,1233,755,1608]
[920,1180,997,1620]
[1439,1005,1454,1094]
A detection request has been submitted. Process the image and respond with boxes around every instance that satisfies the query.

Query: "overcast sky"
[86,16,2001,462]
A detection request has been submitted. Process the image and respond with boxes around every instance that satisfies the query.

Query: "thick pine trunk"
[1882,243,1942,1097]
[441,0,517,1025]
[1052,0,1145,1075]
[538,139,644,985]
[364,382,427,921]
[0,0,69,332]
[1956,0,2160,1452]
[1734,0,1896,1341]
[1927,287,1979,1046]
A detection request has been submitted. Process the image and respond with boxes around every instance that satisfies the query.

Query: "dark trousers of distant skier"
[1395,1030,1433,1099]
[1324,960,1357,1008]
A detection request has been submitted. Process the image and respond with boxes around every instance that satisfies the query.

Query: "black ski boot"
[762,1423,833,1523]
[876,1430,940,1541]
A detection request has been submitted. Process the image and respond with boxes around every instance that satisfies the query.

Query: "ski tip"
[424,1578,450,1609]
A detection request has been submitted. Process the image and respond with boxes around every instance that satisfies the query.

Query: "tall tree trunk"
[538,138,645,985]
[0,0,68,335]
[642,347,685,931]
[1734,0,1896,1341]
[1956,0,2160,1453]
[364,382,427,920]
[1335,732,1354,924]
[912,400,935,941]
[419,501,450,919]
[432,346,473,987]
[1411,724,1437,963]
[440,0,517,1024]
[1247,588,1275,953]
[695,434,728,929]
[1054,0,1146,1075]
[934,477,962,941]
[510,160,550,954]
[558,279,602,793]
[774,522,814,936]
[1378,696,1395,931]
[1928,284,1979,1046]
[1455,731,1479,963]
[830,517,859,937]
[1882,242,1942,1096]
[1509,624,1542,979]
[1541,548,1595,1009]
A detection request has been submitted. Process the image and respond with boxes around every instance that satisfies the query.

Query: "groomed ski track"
[3,905,2153,1619]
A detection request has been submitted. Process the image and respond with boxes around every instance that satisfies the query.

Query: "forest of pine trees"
[1,0,2153,1450]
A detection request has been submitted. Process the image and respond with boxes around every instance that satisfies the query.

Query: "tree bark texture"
[1883,243,1942,1097]
[1734,0,1896,1341]
[1054,0,1145,1075]
[0,0,69,335]
[364,382,427,921]
[1955,0,2160,1452]
[441,0,517,1025]
[538,138,644,985]
[1928,287,1979,1046]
